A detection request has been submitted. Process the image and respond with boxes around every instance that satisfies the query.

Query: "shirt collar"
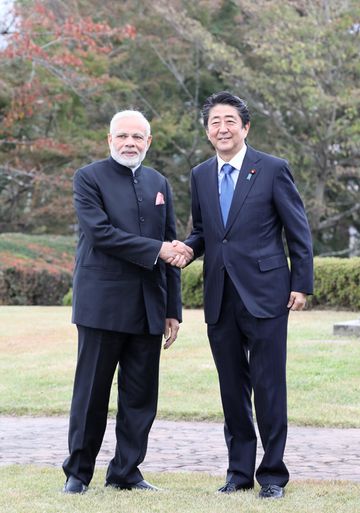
[217,144,247,173]
[130,164,141,175]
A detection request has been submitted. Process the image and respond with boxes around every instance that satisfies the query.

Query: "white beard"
[110,144,147,168]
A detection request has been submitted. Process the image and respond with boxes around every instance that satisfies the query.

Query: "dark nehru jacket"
[71,156,182,335]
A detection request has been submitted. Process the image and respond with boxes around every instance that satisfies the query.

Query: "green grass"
[0,307,359,427]
[0,467,359,513]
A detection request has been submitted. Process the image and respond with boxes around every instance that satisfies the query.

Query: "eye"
[116,134,127,139]
[133,135,144,140]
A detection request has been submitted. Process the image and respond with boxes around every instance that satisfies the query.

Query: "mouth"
[122,151,138,157]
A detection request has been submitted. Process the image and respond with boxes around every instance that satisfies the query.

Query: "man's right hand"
[159,240,193,268]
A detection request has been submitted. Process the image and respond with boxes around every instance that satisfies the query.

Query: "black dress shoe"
[105,479,160,491]
[259,484,284,499]
[63,475,88,494]
[218,481,253,493]
[132,480,160,491]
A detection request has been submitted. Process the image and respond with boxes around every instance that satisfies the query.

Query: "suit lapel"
[224,146,262,235]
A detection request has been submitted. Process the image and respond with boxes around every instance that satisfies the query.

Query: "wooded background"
[0,0,359,255]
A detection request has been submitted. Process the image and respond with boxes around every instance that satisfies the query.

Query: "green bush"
[61,257,360,310]
[61,263,205,308]
[0,233,74,305]
[179,257,360,310]
[62,287,73,306]
[181,260,204,308]
[309,257,360,310]
[0,267,72,305]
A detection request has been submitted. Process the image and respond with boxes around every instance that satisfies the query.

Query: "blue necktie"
[220,163,235,226]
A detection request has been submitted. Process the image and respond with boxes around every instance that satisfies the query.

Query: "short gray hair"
[109,110,151,136]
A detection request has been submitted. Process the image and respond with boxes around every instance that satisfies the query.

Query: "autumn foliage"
[0,0,136,233]
[0,0,359,255]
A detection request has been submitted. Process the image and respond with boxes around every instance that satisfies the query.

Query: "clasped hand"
[159,240,193,268]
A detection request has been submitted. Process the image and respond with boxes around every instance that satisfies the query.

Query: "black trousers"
[207,274,290,488]
[62,325,162,486]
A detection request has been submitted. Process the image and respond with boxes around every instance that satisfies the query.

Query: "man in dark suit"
[62,110,191,494]
[181,91,313,498]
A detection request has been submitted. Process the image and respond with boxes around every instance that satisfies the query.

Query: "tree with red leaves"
[0,0,135,233]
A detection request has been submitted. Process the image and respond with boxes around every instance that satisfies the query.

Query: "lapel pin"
[246,169,256,181]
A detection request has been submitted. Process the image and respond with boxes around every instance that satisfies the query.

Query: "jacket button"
[133,178,138,184]
[140,217,145,222]
[222,239,228,244]
[138,196,143,202]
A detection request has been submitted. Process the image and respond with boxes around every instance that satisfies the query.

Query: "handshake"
[159,240,194,268]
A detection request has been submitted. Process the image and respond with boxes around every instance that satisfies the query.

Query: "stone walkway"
[1,416,359,482]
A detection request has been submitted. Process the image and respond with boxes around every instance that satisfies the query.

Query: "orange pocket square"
[155,192,165,205]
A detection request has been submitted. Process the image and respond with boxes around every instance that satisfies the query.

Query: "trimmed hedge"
[180,257,360,311]
[1,235,359,309]
[309,257,360,310]
[181,260,204,308]
[61,257,360,310]
[0,233,74,306]
[60,264,205,308]
[62,287,73,306]
[0,267,72,305]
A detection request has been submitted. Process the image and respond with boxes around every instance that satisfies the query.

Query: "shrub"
[0,267,72,305]
[181,260,204,308]
[62,288,73,306]
[309,257,360,310]
[0,233,74,305]
[60,257,360,310]
[180,257,360,310]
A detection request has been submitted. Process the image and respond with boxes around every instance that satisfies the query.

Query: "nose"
[219,121,229,132]
[124,136,135,146]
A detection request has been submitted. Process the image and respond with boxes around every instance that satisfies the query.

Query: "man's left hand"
[163,318,180,349]
[287,291,307,311]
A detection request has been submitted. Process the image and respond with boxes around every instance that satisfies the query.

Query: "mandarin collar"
[108,156,143,176]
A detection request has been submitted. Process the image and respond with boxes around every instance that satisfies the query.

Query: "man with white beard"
[63,110,191,494]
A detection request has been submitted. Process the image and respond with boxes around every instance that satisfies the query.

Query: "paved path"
[1,416,359,482]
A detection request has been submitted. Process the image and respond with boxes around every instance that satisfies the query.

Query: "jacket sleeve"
[273,164,314,294]
[74,168,162,270]
[184,170,205,259]
[163,179,182,321]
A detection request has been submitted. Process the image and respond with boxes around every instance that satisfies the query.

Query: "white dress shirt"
[217,144,248,194]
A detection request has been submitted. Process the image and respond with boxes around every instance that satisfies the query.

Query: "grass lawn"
[0,467,359,513]
[0,307,359,427]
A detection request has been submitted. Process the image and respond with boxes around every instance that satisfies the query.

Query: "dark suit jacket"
[71,156,182,335]
[185,145,313,323]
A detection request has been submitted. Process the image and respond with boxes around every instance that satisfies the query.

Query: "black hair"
[201,91,250,128]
